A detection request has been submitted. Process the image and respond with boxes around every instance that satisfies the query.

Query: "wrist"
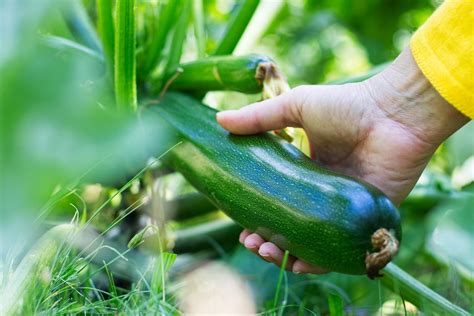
[364,47,469,147]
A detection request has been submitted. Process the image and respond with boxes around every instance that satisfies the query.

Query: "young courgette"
[168,54,273,94]
[151,93,401,277]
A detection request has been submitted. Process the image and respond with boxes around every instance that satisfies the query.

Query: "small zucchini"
[151,93,401,277]
[168,54,273,93]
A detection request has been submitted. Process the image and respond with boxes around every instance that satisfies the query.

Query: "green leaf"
[214,0,259,56]
[164,0,192,79]
[151,252,177,297]
[42,35,103,63]
[114,0,137,111]
[141,0,180,78]
[62,0,102,54]
[96,0,115,82]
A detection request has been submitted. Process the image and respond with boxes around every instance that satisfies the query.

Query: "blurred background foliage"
[1,0,472,314]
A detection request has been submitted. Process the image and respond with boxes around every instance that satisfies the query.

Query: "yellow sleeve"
[410,0,473,119]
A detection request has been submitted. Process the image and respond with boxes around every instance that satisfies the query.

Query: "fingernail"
[245,242,257,250]
[293,270,301,274]
[259,251,270,258]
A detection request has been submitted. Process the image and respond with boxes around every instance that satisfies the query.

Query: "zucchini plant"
[4,0,469,315]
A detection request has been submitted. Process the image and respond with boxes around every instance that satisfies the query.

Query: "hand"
[216,47,468,274]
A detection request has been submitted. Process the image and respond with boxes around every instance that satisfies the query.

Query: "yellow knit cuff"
[410,1,473,119]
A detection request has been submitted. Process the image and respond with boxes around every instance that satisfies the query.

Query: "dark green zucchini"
[151,93,401,277]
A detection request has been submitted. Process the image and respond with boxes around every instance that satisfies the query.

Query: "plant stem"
[96,0,115,83]
[382,263,470,315]
[115,0,137,111]
[214,0,259,55]
[193,0,206,58]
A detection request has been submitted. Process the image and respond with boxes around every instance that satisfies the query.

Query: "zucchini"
[169,54,272,93]
[151,93,401,277]
[173,219,241,253]
[165,192,217,221]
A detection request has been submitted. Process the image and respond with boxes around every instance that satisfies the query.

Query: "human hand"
[216,47,468,274]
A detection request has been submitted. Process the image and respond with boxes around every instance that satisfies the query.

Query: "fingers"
[242,232,265,254]
[239,229,252,244]
[239,230,329,274]
[216,90,301,135]
[258,242,296,271]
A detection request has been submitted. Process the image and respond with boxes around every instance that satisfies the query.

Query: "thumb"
[216,90,301,135]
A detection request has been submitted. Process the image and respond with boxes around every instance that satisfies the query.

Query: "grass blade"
[273,250,289,310]
[213,0,259,56]
[141,0,180,78]
[164,0,192,79]
[96,0,115,81]
[62,0,102,54]
[115,0,137,111]
[193,0,206,58]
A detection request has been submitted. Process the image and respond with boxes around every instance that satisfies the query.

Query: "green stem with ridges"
[115,0,137,111]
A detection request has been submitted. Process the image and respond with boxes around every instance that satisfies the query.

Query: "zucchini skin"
[153,93,401,275]
[169,54,272,93]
